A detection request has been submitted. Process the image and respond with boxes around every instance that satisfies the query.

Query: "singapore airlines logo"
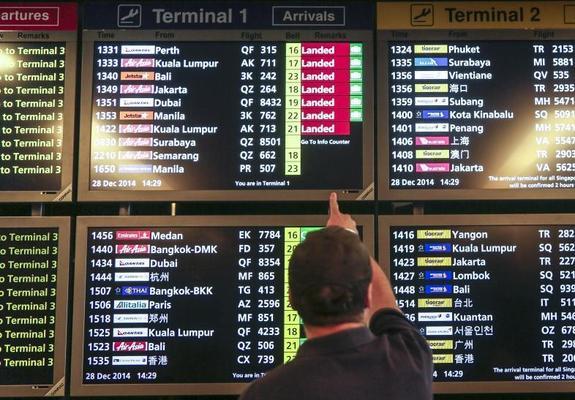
[118,4,142,28]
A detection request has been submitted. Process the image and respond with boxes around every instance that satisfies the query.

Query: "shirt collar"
[296,326,375,358]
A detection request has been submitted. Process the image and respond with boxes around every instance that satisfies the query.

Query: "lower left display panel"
[0,217,70,397]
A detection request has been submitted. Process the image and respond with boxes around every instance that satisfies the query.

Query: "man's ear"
[365,282,373,309]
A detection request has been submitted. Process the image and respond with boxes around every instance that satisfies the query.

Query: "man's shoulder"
[240,362,302,400]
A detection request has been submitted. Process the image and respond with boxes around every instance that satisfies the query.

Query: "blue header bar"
[83,1,373,30]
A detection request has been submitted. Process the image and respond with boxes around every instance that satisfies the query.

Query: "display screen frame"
[71,214,374,396]
[0,24,76,202]
[379,213,575,394]
[77,4,374,202]
[0,217,70,397]
[378,28,575,201]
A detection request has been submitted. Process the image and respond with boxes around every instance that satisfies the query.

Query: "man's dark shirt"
[240,309,433,400]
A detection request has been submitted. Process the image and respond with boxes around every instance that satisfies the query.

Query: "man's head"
[289,226,372,326]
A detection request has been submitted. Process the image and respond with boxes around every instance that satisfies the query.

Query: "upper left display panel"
[78,1,374,201]
[0,3,76,201]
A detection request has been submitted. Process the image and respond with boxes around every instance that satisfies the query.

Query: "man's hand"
[327,192,358,234]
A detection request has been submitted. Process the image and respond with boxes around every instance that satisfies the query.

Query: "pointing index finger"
[329,192,340,216]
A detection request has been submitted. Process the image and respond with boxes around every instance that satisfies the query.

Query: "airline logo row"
[100,244,218,254]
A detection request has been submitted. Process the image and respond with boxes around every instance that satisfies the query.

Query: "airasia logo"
[120,84,154,94]
[121,58,154,68]
[113,341,146,352]
[115,244,150,254]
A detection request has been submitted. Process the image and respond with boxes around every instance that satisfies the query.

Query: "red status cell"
[301,42,349,56]
[300,94,350,109]
[301,121,350,136]
[301,108,350,122]
[300,55,350,70]
[301,82,350,95]
[300,68,350,83]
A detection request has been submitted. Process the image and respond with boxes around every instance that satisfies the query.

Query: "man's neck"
[304,322,365,340]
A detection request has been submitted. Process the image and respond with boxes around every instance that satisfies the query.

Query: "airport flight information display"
[382,215,575,393]
[79,1,373,201]
[0,3,76,201]
[0,218,69,397]
[72,216,373,395]
[378,1,575,200]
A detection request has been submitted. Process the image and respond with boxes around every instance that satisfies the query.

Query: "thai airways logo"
[113,341,147,352]
[117,4,142,28]
[119,286,150,296]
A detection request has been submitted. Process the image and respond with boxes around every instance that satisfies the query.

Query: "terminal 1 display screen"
[0,218,69,397]
[0,3,76,201]
[71,216,373,396]
[380,215,575,393]
[379,2,575,200]
[79,1,373,201]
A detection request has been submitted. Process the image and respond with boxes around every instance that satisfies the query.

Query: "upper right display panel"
[379,1,575,200]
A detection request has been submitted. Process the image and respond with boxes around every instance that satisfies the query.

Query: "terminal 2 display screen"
[380,214,575,393]
[0,217,69,397]
[78,1,374,201]
[379,1,575,200]
[71,215,374,396]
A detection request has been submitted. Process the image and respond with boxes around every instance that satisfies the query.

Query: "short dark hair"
[289,226,372,326]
